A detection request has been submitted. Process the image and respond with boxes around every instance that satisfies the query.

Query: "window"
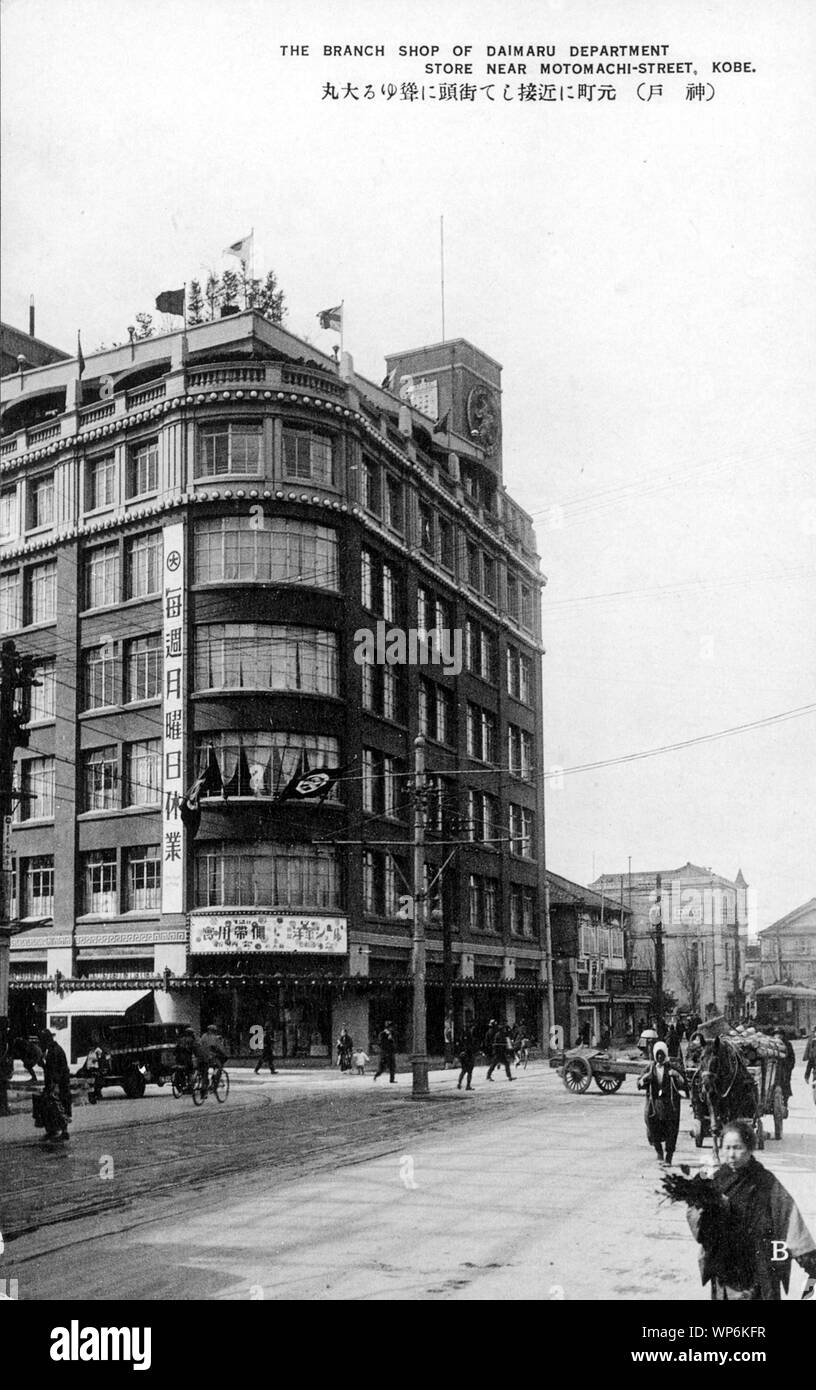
[125,846,161,911]
[18,756,55,821]
[0,487,18,540]
[125,634,161,702]
[194,517,338,589]
[418,678,453,744]
[382,667,398,721]
[86,456,115,511]
[363,849,403,916]
[82,850,118,915]
[468,875,499,933]
[610,928,624,959]
[483,554,496,603]
[360,655,402,722]
[467,539,480,589]
[0,571,21,632]
[384,474,404,532]
[25,562,57,625]
[510,887,536,938]
[83,746,119,812]
[467,790,498,845]
[520,584,533,631]
[506,574,520,622]
[197,422,263,477]
[84,544,119,610]
[508,725,533,779]
[466,703,496,762]
[362,749,404,816]
[127,440,159,497]
[125,531,161,599]
[195,843,339,909]
[418,501,434,556]
[283,427,334,486]
[194,732,340,800]
[361,549,399,619]
[26,659,56,723]
[506,646,532,704]
[195,624,338,695]
[465,619,496,682]
[438,516,454,570]
[83,644,116,709]
[24,856,54,918]
[29,475,54,529]
[510,803,535,858]
[125,740,161,807]
[361,458,381,514]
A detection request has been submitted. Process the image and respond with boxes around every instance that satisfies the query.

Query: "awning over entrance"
[49,989,152,1016]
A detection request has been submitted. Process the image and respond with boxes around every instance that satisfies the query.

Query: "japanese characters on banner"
[189,913,348,955]
[162,522,185,914]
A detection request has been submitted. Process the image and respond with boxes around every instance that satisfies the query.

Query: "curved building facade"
[0,310,546,1062]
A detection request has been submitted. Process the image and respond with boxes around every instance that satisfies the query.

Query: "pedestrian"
[773,1027,796,1111]
[456,1024,476,1091]
[352,1048,369,1075]
[803,1025,816,1094]
[254,1020,277,1076]
[336,1026,353,1072]
[443,1017,455,1069]
[373,1021,397,1083]
[84,1039,108,1102]
[38,1029,72,1142]
[668,1119,816,1300]
[636,1040,688,1164]
[482,1019,498,1078]
[487,1022,515,1081]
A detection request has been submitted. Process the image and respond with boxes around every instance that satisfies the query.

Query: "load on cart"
[686,1018,789,1151]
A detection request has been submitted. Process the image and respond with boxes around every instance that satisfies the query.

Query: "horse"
[690,1035,758,1152]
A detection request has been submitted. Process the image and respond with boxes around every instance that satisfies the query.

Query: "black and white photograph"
[1,0,814,1354]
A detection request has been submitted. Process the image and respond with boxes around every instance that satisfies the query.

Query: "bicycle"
[171,1065,196,1099]
[191,1065,230,1105]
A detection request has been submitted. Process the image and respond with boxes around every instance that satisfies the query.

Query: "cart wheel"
[755,1118,765,1150]
[563,1058,592,1094]
[692,1118,704,1148]
[191,1072,207,1106]
[772,1087,785,1140]
[171,1067,185,1100]
[595,1074,624,1093]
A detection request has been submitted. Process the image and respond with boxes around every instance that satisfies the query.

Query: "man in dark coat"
[486,1021,515,1081]
[373,1021,397,1082]
[774,1028,796,1107]
[803,1025,816,1087]
[39,1029,72,1141]
[255,1018,278,1076]
[456,1024,477,1091]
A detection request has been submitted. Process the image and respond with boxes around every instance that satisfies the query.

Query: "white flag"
[224,232,253,262]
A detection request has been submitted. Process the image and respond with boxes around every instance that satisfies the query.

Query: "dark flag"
[77,332,85,379]
[276,750,345,803]
[433,410,450,435]
[180,745,224,836]
[155,288,186,318]
[317,304,343,332]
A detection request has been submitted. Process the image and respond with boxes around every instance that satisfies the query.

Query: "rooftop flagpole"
[440,215,446,342]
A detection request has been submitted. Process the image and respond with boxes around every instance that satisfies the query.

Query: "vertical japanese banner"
[162,521,185,914]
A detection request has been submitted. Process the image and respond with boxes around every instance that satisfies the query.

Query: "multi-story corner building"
[590,863,749,1020]
[0,310,547,1063]
[546,871,648,1047]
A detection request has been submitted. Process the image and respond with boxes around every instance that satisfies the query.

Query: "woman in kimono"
[637,1040,688,1164]
[687,1119,816,1300]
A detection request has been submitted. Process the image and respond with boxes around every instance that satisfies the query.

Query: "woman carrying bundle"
[637,1039,688,1165]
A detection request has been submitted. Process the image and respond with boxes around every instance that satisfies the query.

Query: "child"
[352,1049,369,1075]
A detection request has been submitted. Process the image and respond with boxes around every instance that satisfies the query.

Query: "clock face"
[466,384,500,455]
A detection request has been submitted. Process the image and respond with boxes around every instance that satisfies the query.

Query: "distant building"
[1,320,70,379]
[546,871,649,1046]
[590,863,749,1020]
[755,898,816,1034]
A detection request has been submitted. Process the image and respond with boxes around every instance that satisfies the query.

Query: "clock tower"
[384,338,504,479]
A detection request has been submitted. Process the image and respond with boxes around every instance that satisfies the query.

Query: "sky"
[2,0,815,932]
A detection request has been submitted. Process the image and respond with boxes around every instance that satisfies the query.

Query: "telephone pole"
[411,736,429,1096]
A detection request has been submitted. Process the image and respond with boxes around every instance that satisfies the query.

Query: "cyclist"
[174,1027,198,1091]
[195,1022,228,1097]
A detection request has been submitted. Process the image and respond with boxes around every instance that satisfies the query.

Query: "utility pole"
[411,736,429,1097]
[649,872,664,1023]
[1,640,42,1115]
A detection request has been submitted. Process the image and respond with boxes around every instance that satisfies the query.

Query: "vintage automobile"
[80,1021,190,1100]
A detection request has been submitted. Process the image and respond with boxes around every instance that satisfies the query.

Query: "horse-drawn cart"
[556,1046,649,1094]
[687,1027,788,1151]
